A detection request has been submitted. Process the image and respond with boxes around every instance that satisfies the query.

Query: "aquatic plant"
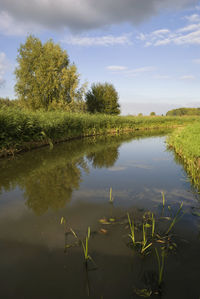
[155,248,165,286]
[166,202,183,234]
[127,213,136,246]
[152,213,155,237]
[141,223,152,254]
[81,227,93,262]
[162,192,165,209]
[109,187,114,203]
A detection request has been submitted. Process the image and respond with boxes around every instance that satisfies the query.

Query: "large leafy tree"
[15,35,85,110]
[86,82,120,115]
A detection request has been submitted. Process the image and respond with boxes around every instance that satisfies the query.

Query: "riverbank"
[1,107,199,157]
[167,122,200,190]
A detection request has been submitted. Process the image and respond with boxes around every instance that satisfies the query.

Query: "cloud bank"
[0,0,197,35]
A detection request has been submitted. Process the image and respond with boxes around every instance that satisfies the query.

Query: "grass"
[0,106,199,157]
[167,122,200,190]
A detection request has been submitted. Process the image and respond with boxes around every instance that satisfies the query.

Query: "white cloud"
[0,52,9,87]
[193,58,200,64]
[107,65,128,71]
[62,34,132,46]
[184,13,200,23]
[180,75,196,80]
[107,65,156,77]
[0,0,197,34]
[138,19,200,46]
[154,74,170,79]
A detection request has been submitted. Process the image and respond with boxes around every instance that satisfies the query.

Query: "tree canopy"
[15,35,86,110]
[85,82,120,115]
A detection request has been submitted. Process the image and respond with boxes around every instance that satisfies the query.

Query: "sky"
[0,0,200,115]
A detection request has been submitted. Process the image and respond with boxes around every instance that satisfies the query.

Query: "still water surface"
[0,131,199,299]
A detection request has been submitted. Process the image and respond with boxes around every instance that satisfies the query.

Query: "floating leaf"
[109,218,115,222]
[133,288,152,297]
[192,211,200,217]
[99,218,110,225]
[99,228,108,234]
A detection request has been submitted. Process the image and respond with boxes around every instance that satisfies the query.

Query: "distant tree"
[166,107,200,116]
[0,97,19,108]
[150,112,156,116]
[15,35,86,110]
[138,113,143,117]
[85,82,120,115]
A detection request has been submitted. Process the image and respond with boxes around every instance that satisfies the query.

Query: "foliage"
[15,35,86,111]
[86,82,120,115]
[150,112,156,116]
[166,107,200,116]
[0,97,19,108]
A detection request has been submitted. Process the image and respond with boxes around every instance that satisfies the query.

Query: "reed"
[166,202,183,234]
[109,187,114,203]
[81,227,92,262]
[0,106,198,156]
[141,223,152,254]
[155,248,165,286]
[127,213,136,246]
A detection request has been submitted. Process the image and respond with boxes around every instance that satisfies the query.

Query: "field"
[0,107,199,157]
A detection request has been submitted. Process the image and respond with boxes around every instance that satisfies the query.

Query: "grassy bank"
[167,123,200,190]
[0,107,199,157]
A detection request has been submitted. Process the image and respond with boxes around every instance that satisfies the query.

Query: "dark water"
[0,131,199,299]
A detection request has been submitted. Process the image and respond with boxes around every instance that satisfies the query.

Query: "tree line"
[166,108,200,116]
[1,35,120,115]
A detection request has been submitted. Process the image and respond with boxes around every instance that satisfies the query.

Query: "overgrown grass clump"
[0,107,199,156]
[167,122,200,189]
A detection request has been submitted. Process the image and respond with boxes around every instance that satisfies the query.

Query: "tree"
[85,82,120,115]
[15,35,86,110]
[150,112,156,116]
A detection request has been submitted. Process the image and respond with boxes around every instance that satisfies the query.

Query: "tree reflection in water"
[0,130,169,215]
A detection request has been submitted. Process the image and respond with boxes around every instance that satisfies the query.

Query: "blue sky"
[0,0,200,115]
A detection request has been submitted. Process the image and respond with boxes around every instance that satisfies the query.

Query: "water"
[0,131,199,299]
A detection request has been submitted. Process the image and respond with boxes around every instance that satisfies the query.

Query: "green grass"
[167,122,200,190]
[0,106,199,156]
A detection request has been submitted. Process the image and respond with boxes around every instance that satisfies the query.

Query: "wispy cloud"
[138,13,200,46]
[193,58,200,64]
[180,75,196,80]
[62,34,132,46]
[106,65,156,77]
[106,65,128,71]
[184,13,200,23]
[0,52,9,87]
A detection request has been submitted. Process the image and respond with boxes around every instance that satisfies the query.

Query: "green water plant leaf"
[133,288,152,297]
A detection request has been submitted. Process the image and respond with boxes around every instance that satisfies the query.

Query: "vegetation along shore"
[167,122,200,190]
[1,107,199,157]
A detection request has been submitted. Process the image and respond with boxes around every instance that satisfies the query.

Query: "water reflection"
[0,130,170,215]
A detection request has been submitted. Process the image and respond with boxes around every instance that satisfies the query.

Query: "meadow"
[0,107,199,157]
